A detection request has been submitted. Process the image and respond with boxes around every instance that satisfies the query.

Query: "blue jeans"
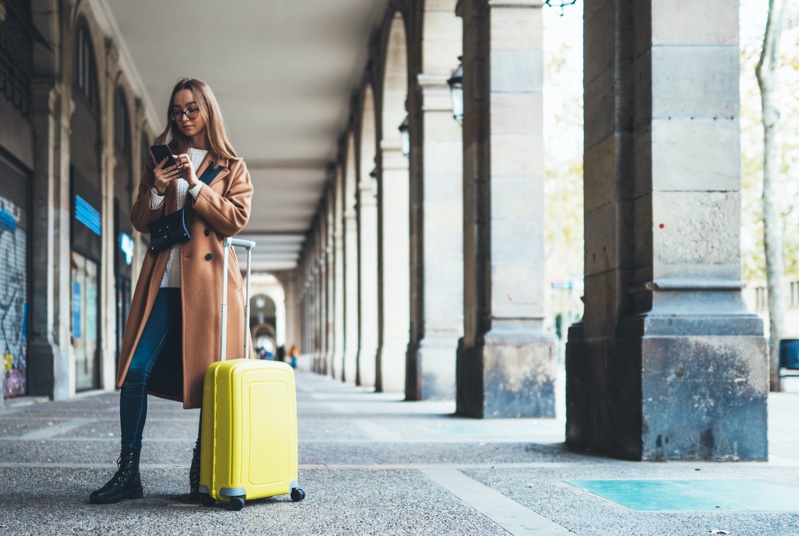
[120,288,182,451]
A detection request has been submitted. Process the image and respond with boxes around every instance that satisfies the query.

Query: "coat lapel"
[195,152,213,178]
[196,154,230,187]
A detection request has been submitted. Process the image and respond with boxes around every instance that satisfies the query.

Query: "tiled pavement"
[1,370,799,535]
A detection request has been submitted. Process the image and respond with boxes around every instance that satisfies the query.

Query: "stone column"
[333,167,346,379]
[376,143,410,392]
[100,37,119,392]
[343,206,359,384]
[405,75,464,401]
[325,184,336,376]
[566,0,767,460]
[28,81,65,399]
[357,179,379,387]
[300,260,309,368]
[285,271,301,356]
[305,266,314,371]
[457,0,556,418]
[313,259,321,371]
[315,220,326,373]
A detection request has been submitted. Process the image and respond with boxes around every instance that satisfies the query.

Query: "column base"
[458,329,557,418]
[377,339,407,393]
[406,333,458,401]
[343,349,358,385]
[566,315,768,461]
[357,344,377,388]
[27,338,56,398]
[330,350,344,380]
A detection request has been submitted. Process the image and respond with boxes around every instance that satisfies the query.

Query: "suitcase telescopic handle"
[220,237,256,362]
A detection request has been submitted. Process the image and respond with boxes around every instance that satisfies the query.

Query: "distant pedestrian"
[90,78,253,505]
[288,344,300,369]
[276,345,286,362]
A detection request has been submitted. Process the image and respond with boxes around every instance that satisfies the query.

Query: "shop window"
[0,152,30,398]
[114,89,130,155]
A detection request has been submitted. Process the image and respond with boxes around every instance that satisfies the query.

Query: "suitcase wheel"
[230,496,245,511]
[200,493,215,507]
[291,488,306,502]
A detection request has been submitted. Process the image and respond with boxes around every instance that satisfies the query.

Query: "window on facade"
[0,0,35,117]
[755,287,767,312]
[114,90,129,155]
[790,281,799,308]
[74,22,96,109]
[141,133,150,169]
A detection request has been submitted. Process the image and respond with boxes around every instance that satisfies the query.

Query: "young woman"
[90,78,253,504]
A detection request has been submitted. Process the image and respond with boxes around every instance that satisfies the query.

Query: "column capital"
[358,184,377,207]
[31,79,59,116]
[380,142,407,171]
[417,73,450,91]
[417,74,452,113]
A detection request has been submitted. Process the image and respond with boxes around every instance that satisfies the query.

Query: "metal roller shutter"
[0,153,29,398]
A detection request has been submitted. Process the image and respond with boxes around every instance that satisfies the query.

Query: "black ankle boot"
[189,437,201,502]
[90,448,143,504]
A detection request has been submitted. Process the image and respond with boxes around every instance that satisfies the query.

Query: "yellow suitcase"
[198,238,305,510]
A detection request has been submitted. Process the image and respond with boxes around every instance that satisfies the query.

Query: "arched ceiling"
[104,0,389,271]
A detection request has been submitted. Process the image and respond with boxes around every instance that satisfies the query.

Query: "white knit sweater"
[150,148,208,287]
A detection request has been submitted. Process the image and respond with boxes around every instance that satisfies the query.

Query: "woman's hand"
[152,157,180,195]
[175,154,200,188]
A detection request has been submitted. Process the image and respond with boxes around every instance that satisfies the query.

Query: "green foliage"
[741,3,799,281]
[544,34,584,286]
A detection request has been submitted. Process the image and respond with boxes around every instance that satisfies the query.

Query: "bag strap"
[185,165,224,210]
[199,165,223,185]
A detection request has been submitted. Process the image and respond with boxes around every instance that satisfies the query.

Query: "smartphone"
[150,145,177,168]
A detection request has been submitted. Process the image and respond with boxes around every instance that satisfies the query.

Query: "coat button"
[204,229,210,236]
[205,253,212,261]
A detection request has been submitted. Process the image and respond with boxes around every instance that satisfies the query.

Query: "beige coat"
[116,154,253,409]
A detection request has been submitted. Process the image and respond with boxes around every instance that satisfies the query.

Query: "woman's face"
[171,89,207,140]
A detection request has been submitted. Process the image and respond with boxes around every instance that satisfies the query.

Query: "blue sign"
[75,195,102,236]
[119,232,134,266]
[72,281,81,339]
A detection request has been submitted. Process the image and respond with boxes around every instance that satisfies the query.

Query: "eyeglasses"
[171,107,200,122]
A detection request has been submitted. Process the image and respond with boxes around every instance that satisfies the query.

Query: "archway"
[249,272,286,354]
[113,86,134,372]
[70,16,103,392]
[342,133,359,384]
[357,84,378,388]
[377,12,411,393]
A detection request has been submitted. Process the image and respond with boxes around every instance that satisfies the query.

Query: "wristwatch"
[151,187,164,196]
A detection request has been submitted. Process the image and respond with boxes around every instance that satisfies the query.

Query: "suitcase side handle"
[221,237,255,362]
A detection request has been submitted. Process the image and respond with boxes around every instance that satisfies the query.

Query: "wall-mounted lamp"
[398,116,410,157]
[446,60,463,125]
[369,168,378,198]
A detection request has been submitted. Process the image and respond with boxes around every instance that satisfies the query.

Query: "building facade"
[0,0,157,405]
[293,0,769,461]
[1,0,770,462]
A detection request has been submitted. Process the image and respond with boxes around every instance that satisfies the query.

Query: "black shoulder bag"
[148,165,223,255]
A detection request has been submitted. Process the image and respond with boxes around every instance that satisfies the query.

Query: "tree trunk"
[756,0,787,392]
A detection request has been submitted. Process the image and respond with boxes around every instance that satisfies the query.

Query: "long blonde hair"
[154,77,237,167]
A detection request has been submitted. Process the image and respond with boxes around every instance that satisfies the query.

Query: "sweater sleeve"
[131,159,166,234]
[150,189,165,209]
